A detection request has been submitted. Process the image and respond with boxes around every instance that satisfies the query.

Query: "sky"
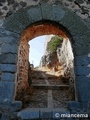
[28,35,46,67]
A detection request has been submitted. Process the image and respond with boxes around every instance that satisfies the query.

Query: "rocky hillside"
[40,35,74,82]
[40,35,63,70]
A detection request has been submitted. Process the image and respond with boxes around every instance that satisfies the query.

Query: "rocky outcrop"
[57,39,74,79]
[40,36,74,82]
[40,35,60,70]
[40,51,59,70]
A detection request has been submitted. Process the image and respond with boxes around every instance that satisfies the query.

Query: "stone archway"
[0,4,90,111]
[16,20,73,101]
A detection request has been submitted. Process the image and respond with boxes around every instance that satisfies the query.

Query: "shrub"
[47,35,63,53]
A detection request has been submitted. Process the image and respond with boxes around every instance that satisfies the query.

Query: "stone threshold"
[17,108,70,120]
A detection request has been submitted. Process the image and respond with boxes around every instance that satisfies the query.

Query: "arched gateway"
[0,3,90,113]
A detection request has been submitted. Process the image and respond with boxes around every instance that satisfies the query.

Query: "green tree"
[47,35,63,53]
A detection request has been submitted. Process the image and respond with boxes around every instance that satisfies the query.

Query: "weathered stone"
[27,5,42,23]
[53,108,70,119]
[3,15,24,33]
[1,73,16,82]
[72,34,90,46]
[40,4,53,20]
[75,0,84,4]
[0,82,15,102]
[60,11,78,28]
[20,1,27,7]
[75,66,90,75]
[0,27,20,38]
[13,2,19,10]
[40,108,52,119]
[67,101,82,111]
[17,108,39,119]
[0,36,19,45]
[84,18,90,29]
[52,5,66,21]
[1,44,18,54]
[0,2,90,119]
[75,76,90,103]
[0,11,3,16]
[0,64,17,73]
[14,8,31,28]
[6,10,13,17]
[0,101,22,111]
[0,54,17,64]
[68,20,89,35]
[74,55,90,66]
[7,0,15,5]
[0,114,10,120]
[10,101,22,111]
[74,45,90,56]
[2,6,8,10]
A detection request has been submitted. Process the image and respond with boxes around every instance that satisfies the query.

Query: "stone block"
[3,14,24,34]
[40,108,53,119]
[74,46,90,56]
[75,66,90,75]
[27,5,42,23]
[0,82,15,102]
[1,44,18,54]
[53,108,70,119]
[1,73,16,82]
[60,11,78,28]
[0,28,20,39]
[17,108,39,119]
[74,55,90,66]
[72,34,90,46]
[40,4,53,20]
[11,101,22,111]
[52,5,66,21]
[0,101,22,112]
[0,64,17,73]
[84,18,90,29]
[68,20,89,35]
[0,28,12,36]
[0,54,17,64]
[0,36,19,45]
[67,101,82,111]
[14,8,31,28]
[75,76,90,103]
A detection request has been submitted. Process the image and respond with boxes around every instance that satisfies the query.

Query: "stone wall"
[0,27,22,109]
[16,43,30,100]
[0,2,90,116]
[0,0,90,21]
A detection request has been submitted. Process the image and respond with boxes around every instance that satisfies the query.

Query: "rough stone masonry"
[0,0,90,119]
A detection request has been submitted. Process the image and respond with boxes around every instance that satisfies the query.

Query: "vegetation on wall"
[47,35,63,53]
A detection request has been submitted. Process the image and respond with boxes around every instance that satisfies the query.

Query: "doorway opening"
[15,21,75,109]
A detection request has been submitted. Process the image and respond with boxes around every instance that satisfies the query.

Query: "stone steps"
[31,84,70,90]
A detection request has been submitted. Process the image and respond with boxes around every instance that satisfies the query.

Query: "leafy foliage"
[47,35,63,53]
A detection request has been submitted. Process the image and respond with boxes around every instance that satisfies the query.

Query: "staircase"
[17,68,74,120]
